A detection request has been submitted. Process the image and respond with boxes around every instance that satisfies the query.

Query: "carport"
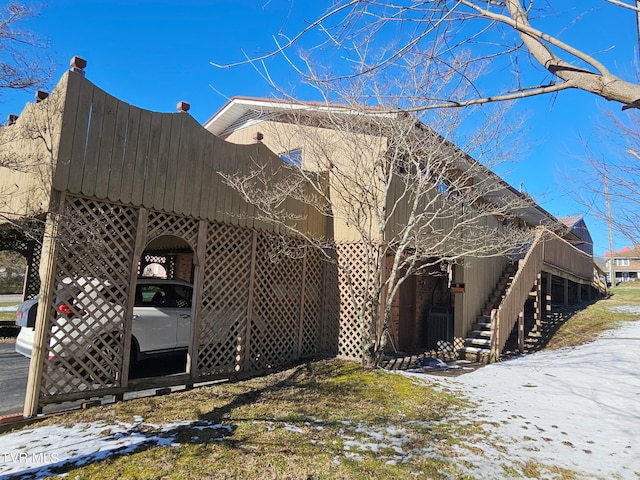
[0,60,332,417]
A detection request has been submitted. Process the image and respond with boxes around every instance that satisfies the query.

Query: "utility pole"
[605,172,615,286]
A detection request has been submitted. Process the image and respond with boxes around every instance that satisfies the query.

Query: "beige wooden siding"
[456,253,508,337]
[0,76,67,219]
[224,120,389,242]
[542,229,593,281]
[25,71,325,239]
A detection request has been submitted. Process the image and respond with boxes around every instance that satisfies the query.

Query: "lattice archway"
[25,200,332,415]
[131,231,197,377]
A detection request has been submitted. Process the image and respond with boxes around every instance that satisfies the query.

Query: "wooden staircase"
[459,262,519,363]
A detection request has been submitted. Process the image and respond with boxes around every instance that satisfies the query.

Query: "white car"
[15,278,193,369]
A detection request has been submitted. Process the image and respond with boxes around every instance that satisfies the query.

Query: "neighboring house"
[559,216,594,256]
[205,96,598,363]
[605,246,640,283]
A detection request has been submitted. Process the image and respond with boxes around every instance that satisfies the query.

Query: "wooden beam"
[187,220,208,377]
[243,231,258,370]
[534,273,542,330]
[23,192,65,418]
[517,311,524,354]
[120,208,148,388]
[297,247,308,357]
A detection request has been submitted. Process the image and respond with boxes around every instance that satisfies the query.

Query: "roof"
[204,96,389,138]
[605,246,640,258]
[557,216,593,244]
[558,216,583,228]
[204,96,560,228]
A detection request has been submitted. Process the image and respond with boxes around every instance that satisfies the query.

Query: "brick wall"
[174,253,194,283]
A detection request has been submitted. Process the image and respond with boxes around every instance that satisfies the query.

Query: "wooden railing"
[490,227,594,361]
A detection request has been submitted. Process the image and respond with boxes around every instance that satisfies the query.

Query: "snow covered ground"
[0,318,639,479]
[418,317,640,479]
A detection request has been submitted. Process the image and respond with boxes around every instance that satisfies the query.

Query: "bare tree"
[0,2,51,99]
[220,65,544,367]
[571,109,640,246]
[214,1,640,112]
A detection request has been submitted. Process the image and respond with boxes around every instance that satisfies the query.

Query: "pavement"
[0,341,29,417]
[0,294,23,304]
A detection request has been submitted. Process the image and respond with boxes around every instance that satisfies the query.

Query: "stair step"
[458,346,491,363]
[473,321,491,330]
[465,337,491,347]
[470,330,491,338]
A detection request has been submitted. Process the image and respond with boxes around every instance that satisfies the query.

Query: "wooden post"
[517,311,525,354]
[563,278,569,306]
[489,309,499,363]
[534,273,542,330]
[376,251,389,356]
[187,220,208,377]
[120,208,148,388]
[24,193,65,418]
[297,247,308,358]
[545,272,552,313]
[243,231,258,370]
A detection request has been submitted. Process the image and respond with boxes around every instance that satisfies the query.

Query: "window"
[172,284,193,308]
[615,258,630,266]
[279,148,302,166]
[136,285,168,306]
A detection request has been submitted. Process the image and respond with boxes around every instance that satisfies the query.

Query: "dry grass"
[3,285,639,478]
[546,281,640,350]
[0,301,19,340]
[9,360,480,479]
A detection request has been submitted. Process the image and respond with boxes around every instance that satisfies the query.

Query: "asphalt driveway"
[0,341,29,416]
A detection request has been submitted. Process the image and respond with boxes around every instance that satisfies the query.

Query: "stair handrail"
[491,227,546,360]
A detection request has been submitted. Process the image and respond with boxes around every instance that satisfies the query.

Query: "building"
[605,246,640,283]
[205,96,598,363]
[0,65,601,416]
[558,216,594,256]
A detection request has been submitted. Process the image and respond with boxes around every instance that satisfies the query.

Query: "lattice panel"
[196,222,254,376]
[24,242,42,299]
[300,247,323,358]
[139,254,176,278]
[38,197,137,398]
[0,220,44,299]
[146,211,199,251]
[247,233,304,371]
[336,243,375,360]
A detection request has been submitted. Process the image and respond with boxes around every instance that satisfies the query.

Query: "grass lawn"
[0,301,18,321]
[2,282,639,479]
[8,361,477,479]
[546,281,640,350]
[0,300,19,340]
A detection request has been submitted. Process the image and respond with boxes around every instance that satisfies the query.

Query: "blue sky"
[1,1,637,256]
